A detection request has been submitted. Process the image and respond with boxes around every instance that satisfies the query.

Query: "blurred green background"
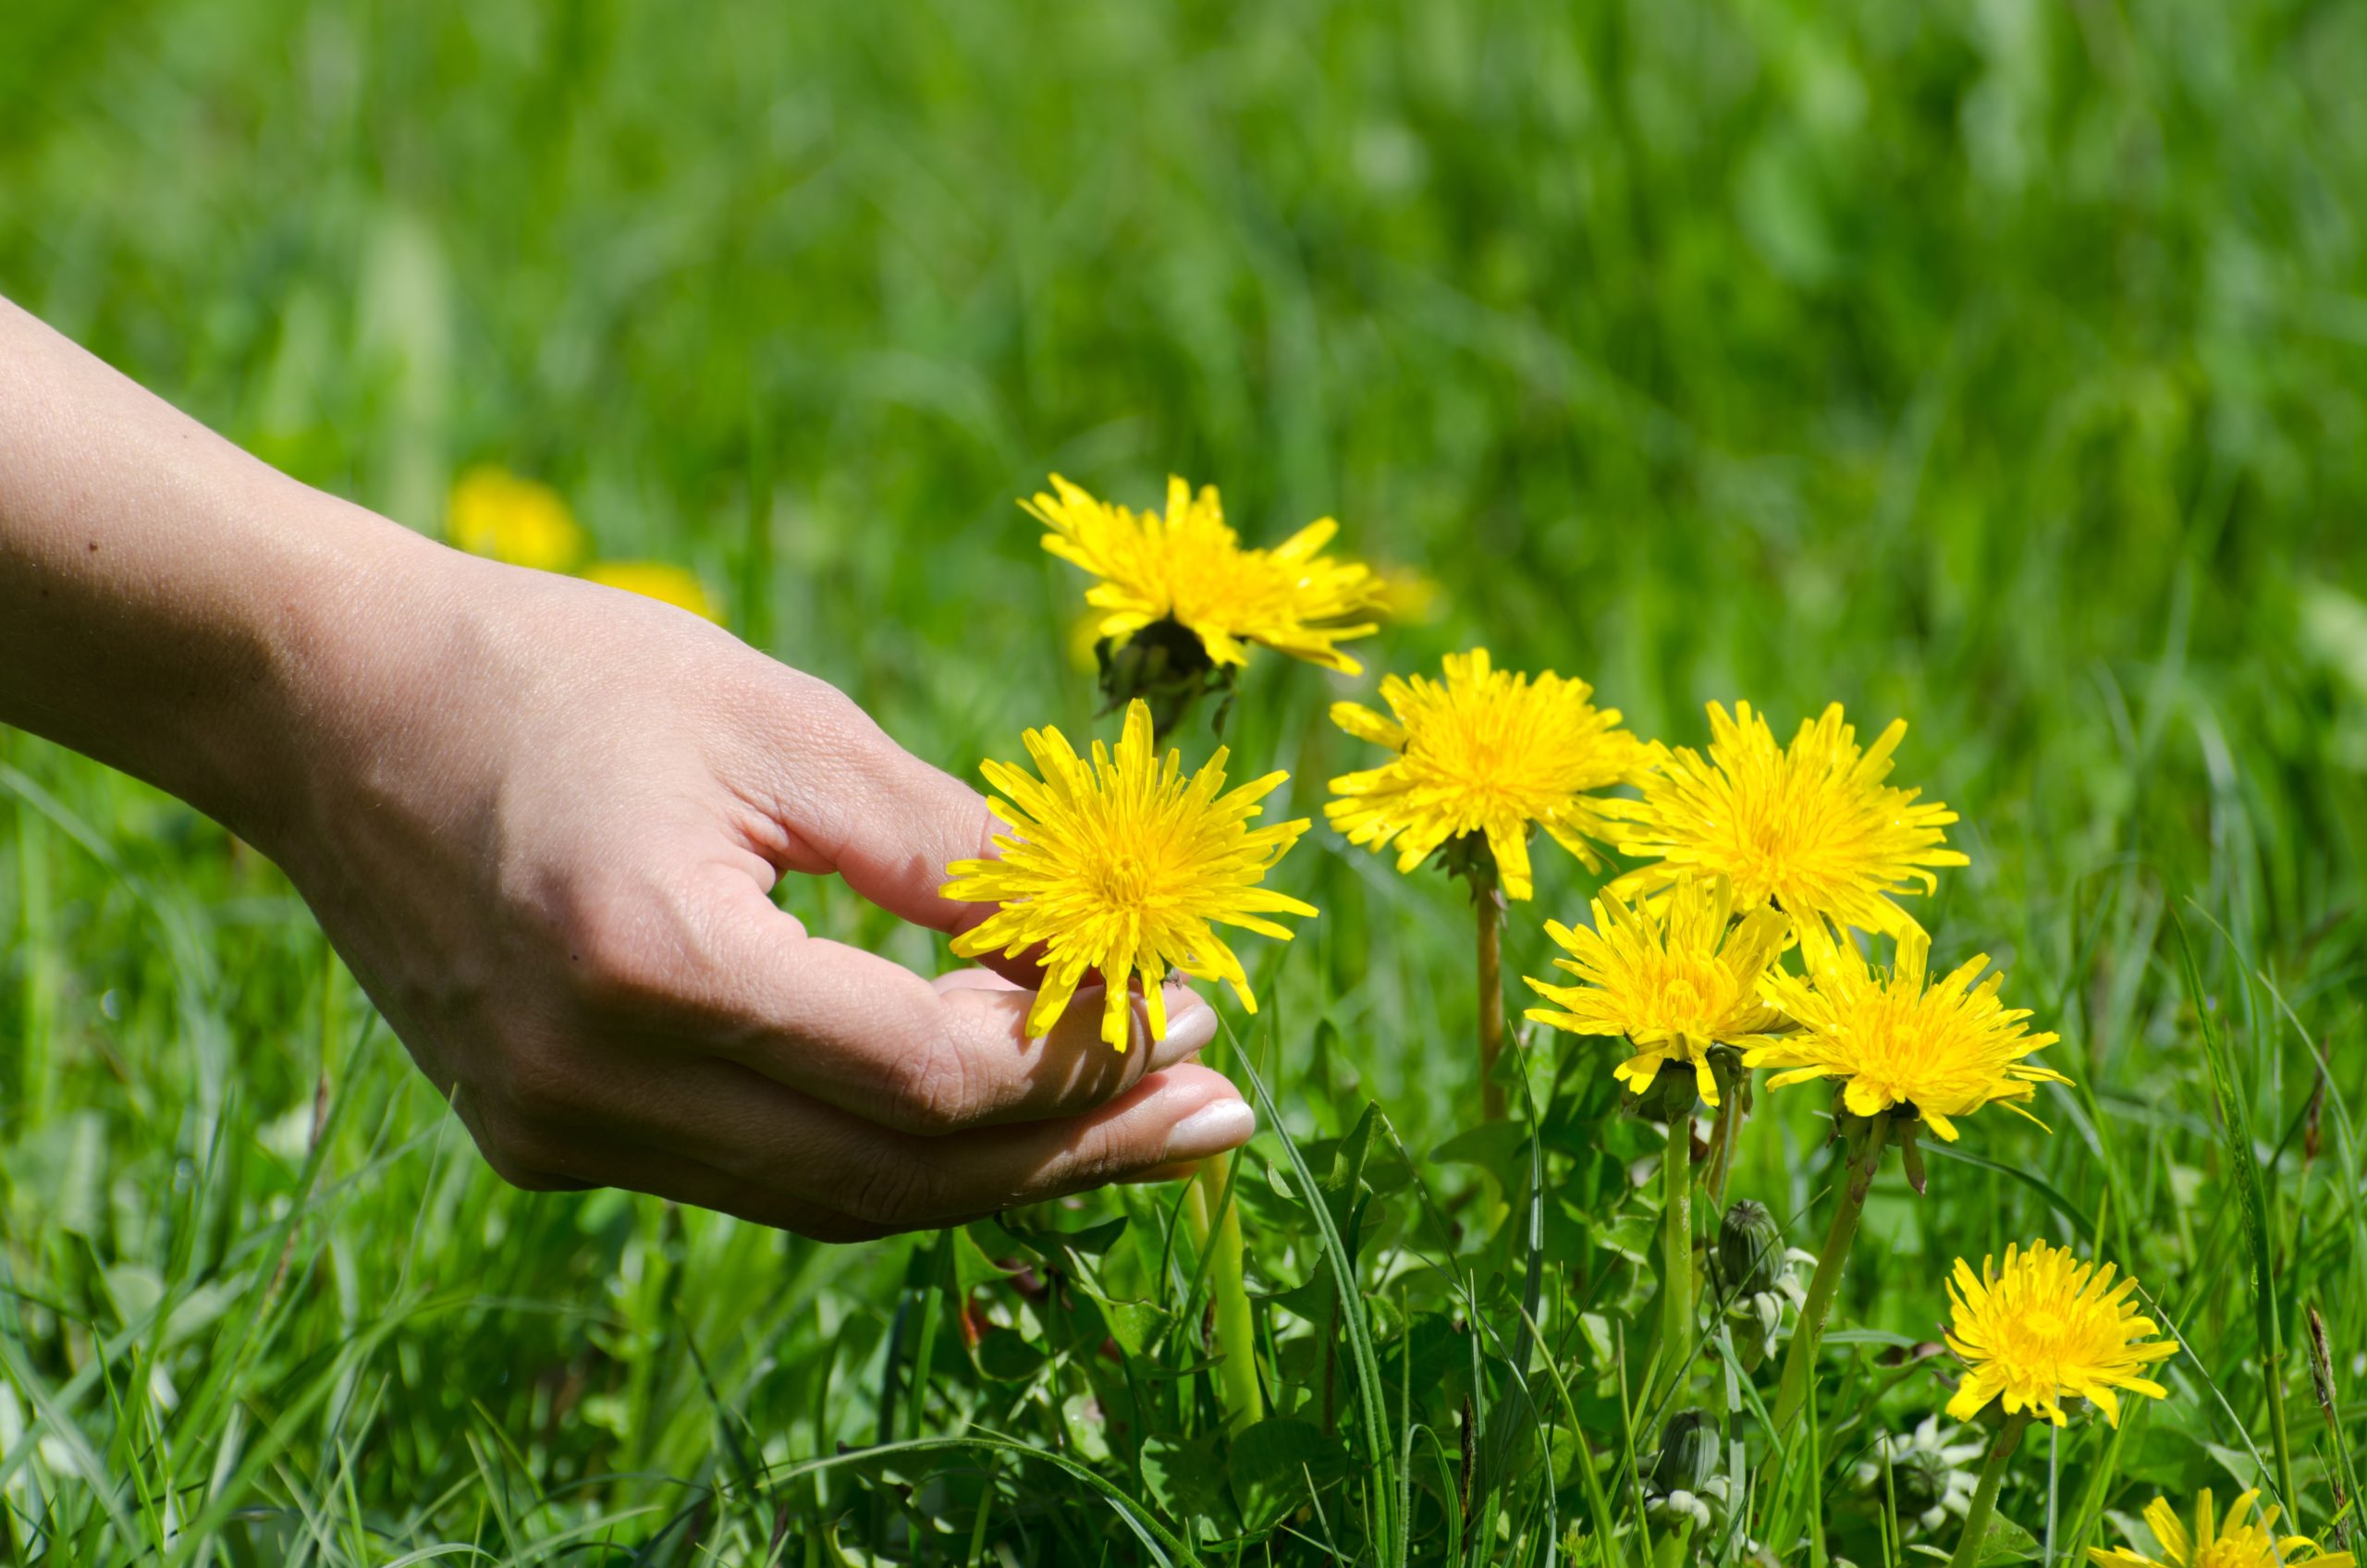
[5,0,2367,1562]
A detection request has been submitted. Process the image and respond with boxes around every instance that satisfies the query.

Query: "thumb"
[757,675,1024,962]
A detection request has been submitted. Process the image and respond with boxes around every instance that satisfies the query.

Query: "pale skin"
[0,296,1256,1241]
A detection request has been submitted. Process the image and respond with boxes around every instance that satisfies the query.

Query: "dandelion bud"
[1718,1200,1785,1298]
[1650,1410,1719,1498]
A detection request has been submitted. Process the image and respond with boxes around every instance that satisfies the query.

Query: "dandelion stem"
[1944,1411,2030,1568]
[1658,1115,1694,1392]
[1478,890,1506,1121]
[1770,1114,1889,1436]
[1185,1156,1263,1432]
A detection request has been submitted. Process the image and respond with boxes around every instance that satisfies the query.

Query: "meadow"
[4,0,2367,1562]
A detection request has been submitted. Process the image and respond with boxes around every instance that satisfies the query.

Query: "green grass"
[5,0,2367,1562]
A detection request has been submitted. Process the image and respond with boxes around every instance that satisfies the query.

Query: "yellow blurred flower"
[447,465,587,572]
[582,561,721,622]
[1611,701,1968,938]
[1024,473,1385,675]
[1325,648,1650,900]
[1377,566,1445,625]
[1522,876,1789,1108]
[943,699,1317,1049]
[2090,1489,2350,1568]
[1942,1239,2176,1427]
[1749,920,2066,1140]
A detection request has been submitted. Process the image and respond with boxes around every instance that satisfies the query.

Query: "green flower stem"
[1770,1113,1889,1436]
[1658,1115,1695,1390]
[1649,1525,1692,1568]
[1477,890,1506,1121]
[1185,1157,1263,1432]
[1944,1412,2030,1568]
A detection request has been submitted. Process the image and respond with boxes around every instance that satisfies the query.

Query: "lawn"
[4,0,2366,1562]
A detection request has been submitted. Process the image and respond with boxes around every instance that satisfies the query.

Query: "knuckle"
[1058,1123,1140,1194]
[843,1150,948,1228]
[877,1035,978,1135]
[566,897,679,1009]
[496,1028,586,1118]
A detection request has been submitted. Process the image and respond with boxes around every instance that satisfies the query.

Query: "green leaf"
[1228,1417,1345,1531]
[1972,1514,2042,1564]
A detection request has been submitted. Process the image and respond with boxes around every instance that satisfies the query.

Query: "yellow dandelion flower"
[1942,1239,2177,1427]
[944,699,1317,1050]
[1610,701,1968,937]
[448,465,587,572]
[1748,921,2067,1140]
[582,560,721,621]
[1024,473,1385,674]
[2090,1489,2351,1568]
[1325,648,1651,901]
[1377,566,1445,625]
[1522,876,1790,1108]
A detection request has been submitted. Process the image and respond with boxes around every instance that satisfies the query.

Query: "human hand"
[253,534,1256,1240]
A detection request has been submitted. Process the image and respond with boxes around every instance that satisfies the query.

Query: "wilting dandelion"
[583,560,720,621]
[1755,920,2066,1435]
[1328,648,1650,1120]
[1612,701,1966,938]
[1937,1241,2177,1568]
[1025,473,1385,731]
[944,698,1316,1050]
[447,465,587,572]
[2090,1490,2353,1568]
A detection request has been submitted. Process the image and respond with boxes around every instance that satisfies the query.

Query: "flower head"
[944,700,1317,1049]
[1523,877,1789,1107]
[583,560,720,621]
[2090,1489,2352,1568]
[1942,1239,2177,1427]
[1024,473,1384,674]
[1748,921,2067,1140]
[1611,701,1968,937]
[1325,649,1651,900]
[448,466,587,572]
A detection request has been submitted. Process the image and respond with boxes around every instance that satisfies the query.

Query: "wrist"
[207,488,469,860]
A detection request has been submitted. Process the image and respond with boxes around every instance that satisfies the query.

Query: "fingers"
[931,967,1026,995]
[627,1058,1256,1233]
[683,878,1216,1133]
[756,678,1009,941]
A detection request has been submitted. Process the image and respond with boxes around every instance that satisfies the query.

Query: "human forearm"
[0,294,429,840]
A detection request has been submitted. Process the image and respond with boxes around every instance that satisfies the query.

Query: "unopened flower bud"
[1651,1410,1719,1498]
[1718,1200,1785,1298]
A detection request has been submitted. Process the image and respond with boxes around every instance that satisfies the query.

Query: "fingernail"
[1163,1098,1256,1162]
[1147,986,1217,1069]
